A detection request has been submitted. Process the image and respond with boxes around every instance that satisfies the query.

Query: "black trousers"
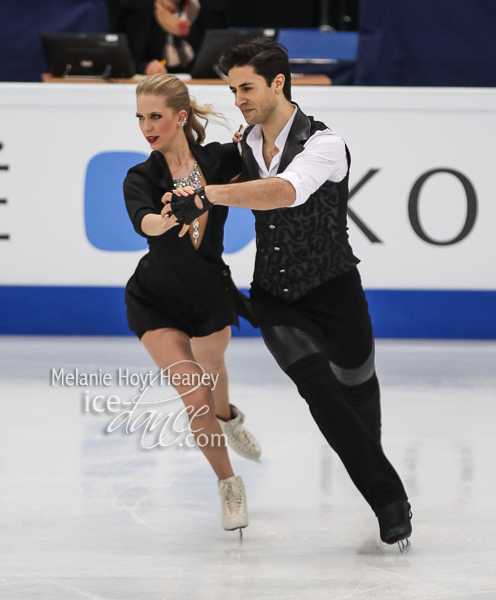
[250,267,408,514]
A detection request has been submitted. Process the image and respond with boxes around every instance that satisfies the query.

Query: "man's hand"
[165,186,214,237]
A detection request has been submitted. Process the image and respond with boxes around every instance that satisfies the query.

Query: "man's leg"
[260,323,405,513]
[330,343,382,444]
[251,270,412,546]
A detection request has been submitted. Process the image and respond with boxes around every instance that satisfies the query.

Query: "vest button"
[274,246,280,251]
[279,269,286,273]
[269,224,275,229]
[283,288,289,293]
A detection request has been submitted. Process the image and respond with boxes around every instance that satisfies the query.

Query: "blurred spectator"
[108,0,200,74]
[109,0,164,74]
[155,0,200,71]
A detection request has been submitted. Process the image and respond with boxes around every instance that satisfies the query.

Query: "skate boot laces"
[221,480,245,515]
[218,476,249,532]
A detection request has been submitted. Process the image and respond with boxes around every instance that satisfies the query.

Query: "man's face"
[228,65,279,125]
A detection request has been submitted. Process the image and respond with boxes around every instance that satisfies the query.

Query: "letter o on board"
[408,169,477,245]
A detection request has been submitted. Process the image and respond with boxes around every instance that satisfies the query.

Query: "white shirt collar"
[274,103,298,150]
[245,103,298,177]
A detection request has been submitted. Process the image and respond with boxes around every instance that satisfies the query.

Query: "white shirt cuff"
[276,172,308,207]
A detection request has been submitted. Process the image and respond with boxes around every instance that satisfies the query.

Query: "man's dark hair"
[218,38,292,101]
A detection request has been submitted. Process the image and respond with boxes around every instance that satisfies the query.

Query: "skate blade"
[398,538,411,554]
[224,523,248,533]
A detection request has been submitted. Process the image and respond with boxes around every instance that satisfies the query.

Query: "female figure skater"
[124,73,260,532]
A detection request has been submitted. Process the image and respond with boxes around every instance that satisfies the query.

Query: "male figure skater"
[167,39,412,551]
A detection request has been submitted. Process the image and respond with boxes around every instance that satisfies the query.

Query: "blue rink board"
[0,286,495,339]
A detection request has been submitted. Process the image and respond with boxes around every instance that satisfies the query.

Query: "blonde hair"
[136,73,222,145]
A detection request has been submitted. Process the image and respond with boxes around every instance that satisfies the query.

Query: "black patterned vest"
[240,105,360,302]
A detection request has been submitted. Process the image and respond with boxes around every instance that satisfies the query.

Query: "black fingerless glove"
[170,187,214,225]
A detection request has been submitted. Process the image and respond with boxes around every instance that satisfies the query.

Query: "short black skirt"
[126,261,254,340]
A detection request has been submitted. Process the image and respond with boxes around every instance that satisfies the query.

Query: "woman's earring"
[178,117,187,127]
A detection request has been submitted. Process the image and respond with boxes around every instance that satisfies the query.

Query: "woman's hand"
[232,125,243,144]
[140,212,178,236]
[171,185,200,201]
[162,191,191,237]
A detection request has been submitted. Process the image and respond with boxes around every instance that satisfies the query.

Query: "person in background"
[154,0,200,73]
[109,0,164,74]
[108,0,199,75]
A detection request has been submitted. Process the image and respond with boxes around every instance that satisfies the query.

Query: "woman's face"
[136,94,187,153]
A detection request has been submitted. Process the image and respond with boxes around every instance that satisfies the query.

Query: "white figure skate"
[218,475,249,533]
[218,404,262,461]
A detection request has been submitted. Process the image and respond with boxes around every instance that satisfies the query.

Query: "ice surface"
[0,336,495,599]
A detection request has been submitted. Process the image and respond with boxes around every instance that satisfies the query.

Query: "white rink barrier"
[0,83,495,337]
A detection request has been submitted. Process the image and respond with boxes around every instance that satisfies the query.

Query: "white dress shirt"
[240,104,348,207]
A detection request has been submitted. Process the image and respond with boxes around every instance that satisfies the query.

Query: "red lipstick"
[147,136,159,143]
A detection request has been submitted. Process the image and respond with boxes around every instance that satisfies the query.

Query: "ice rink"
[0,336,495,600]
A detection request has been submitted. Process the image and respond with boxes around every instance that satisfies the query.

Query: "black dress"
[124,142,249,339]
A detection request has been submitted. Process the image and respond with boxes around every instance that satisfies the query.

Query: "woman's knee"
[180,384,214,416]
[191,327,230,372]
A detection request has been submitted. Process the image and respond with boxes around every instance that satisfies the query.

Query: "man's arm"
[202,129,347,210]
[203,178,297,210]
[168,178,296,237]
[169,128,346,227]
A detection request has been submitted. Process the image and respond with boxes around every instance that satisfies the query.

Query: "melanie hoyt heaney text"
[50,368,219,391]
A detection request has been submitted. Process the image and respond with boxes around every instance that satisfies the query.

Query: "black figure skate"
[377,500,412,554]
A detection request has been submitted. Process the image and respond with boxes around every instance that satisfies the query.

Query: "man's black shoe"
[377,501,412,552]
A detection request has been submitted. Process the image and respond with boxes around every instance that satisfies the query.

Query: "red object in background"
[177,17,190,38]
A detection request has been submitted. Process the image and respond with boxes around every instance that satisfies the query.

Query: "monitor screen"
[190,29,278,80]
[41,32,136,79]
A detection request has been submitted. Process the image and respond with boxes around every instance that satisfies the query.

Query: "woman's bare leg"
[191,326,232,421]
[193,327,262,463]
[141,327,234,480]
